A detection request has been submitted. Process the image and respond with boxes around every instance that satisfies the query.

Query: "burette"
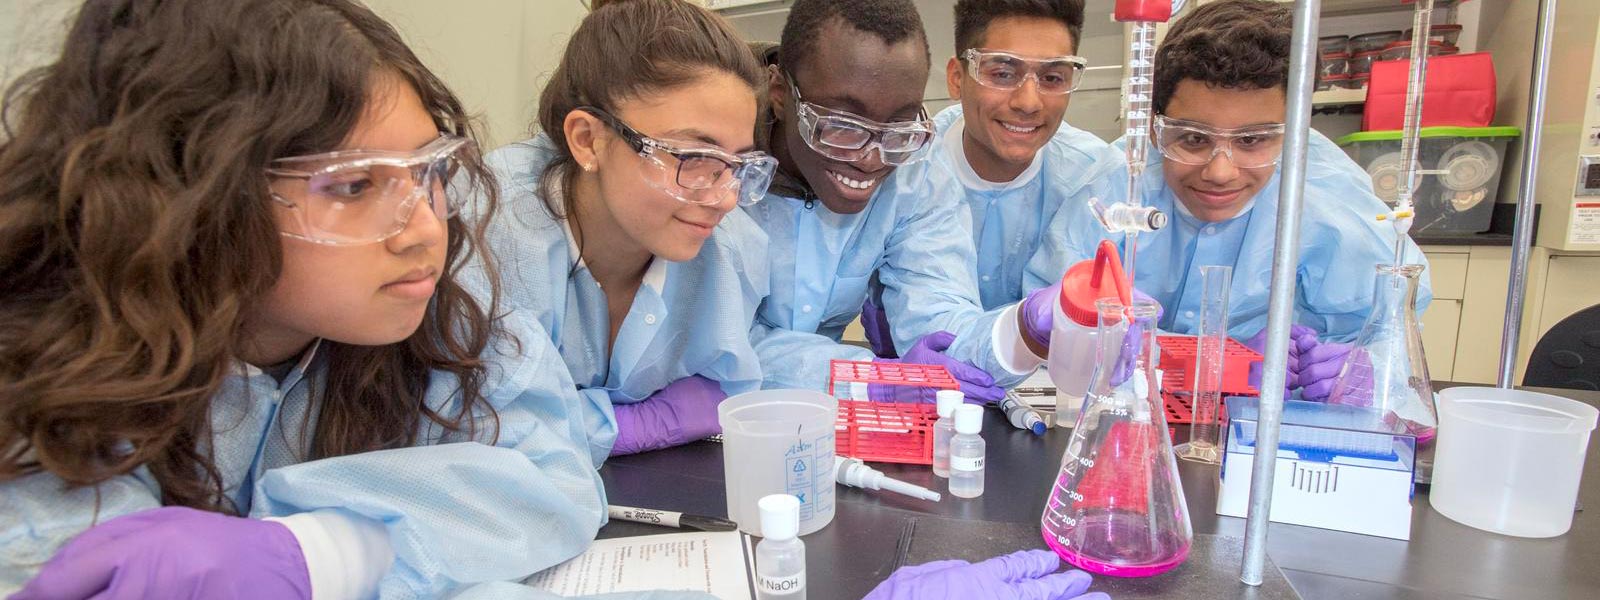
[1378,0,1439,266]
[1092,0,1180,284]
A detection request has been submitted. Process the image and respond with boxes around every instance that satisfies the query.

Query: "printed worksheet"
[525,530,755,599]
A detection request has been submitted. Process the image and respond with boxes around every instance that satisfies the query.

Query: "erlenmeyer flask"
[1042,299,1192,577]
[1328,263,1438,482]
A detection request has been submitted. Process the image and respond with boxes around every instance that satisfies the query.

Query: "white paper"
[1012,368,1057,407]
[1569,203,1600,246]
[525,531,755,599]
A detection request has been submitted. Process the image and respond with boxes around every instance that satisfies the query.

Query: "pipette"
[833,456,942,502]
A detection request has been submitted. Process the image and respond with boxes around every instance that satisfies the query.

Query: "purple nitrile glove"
[1291,325,1319,355]
[14,506,310,600]
[873,330,1003,404]
[861,295,898,358]
[611,375,727,456]
[1109,294,1163,386]
[1325,347,1375,408]
[863,549,1111,600]
[1245,351,1300,396]
[1021,281,1062,348]
[1244,325,1314,394]
[1301,341,1360,403]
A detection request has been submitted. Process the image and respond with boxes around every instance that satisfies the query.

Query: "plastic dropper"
[834,456,942,502]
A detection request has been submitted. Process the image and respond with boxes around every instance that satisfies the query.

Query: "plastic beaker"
[1430,387,1598,538]
[719,389,838,536]
[1042,299,1192,577]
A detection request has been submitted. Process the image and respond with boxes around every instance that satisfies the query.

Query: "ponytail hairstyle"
[0,0,503,513]
[535,0,764,224]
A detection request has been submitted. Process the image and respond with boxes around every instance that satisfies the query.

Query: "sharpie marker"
[607,504,738,531]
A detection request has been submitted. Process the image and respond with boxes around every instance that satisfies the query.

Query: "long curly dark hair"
[0,0,503,514]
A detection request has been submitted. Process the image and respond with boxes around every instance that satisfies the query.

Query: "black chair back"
[1523,304,1600,391]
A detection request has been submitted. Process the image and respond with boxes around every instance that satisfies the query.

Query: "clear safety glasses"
[962,49,1087,95]
[267,134,472,246]
[1152,115,1286,170]
[580,106,778,207]
[787,75,935,166]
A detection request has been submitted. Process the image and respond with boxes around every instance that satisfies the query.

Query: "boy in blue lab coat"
[1036,0,1431,400]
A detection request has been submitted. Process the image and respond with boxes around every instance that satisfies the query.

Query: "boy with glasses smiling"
[744,0,1064,401]
[1038,0,1431,401]
[862,0,1125,365]
[937,0,1110,312]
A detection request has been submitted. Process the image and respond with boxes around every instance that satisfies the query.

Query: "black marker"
[607,504,739,532]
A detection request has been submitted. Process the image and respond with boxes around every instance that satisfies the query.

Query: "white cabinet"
[1420,247,1468,383]
[1533,255,1600,343]
[1418,246,1600,385]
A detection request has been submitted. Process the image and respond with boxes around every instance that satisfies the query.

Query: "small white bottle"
[931,390,964,478]
[756,494,806,599]
[949,405,986,499]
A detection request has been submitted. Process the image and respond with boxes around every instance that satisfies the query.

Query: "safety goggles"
[787,75,934,166]
[962,49,1087,95]
[267,134,471,246]
[1152,115,1286,170]
[581,106,777,207]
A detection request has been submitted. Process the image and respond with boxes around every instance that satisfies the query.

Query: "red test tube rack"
[828,360,957,465]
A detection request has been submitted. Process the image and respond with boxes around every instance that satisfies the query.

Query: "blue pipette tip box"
[1225,397,1414,463]
[1216,397,1418,540]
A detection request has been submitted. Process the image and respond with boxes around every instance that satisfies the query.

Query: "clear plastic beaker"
[1042,299,1192,577]
[1328,263,1438,482]
[719,389,838,536]
[1431,387,1597,538]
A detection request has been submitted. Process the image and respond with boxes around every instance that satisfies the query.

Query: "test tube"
[1176,265,1231,464]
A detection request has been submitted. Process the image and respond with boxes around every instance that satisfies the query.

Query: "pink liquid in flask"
[1041,297,1192,577]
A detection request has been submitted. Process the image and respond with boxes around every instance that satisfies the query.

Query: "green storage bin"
[1337,126,1520,234]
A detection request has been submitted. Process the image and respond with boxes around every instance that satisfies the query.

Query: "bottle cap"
[758,494,800,540]
[954,404,983,435]
[935,390,964,418]
[1059,240,1133,328]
